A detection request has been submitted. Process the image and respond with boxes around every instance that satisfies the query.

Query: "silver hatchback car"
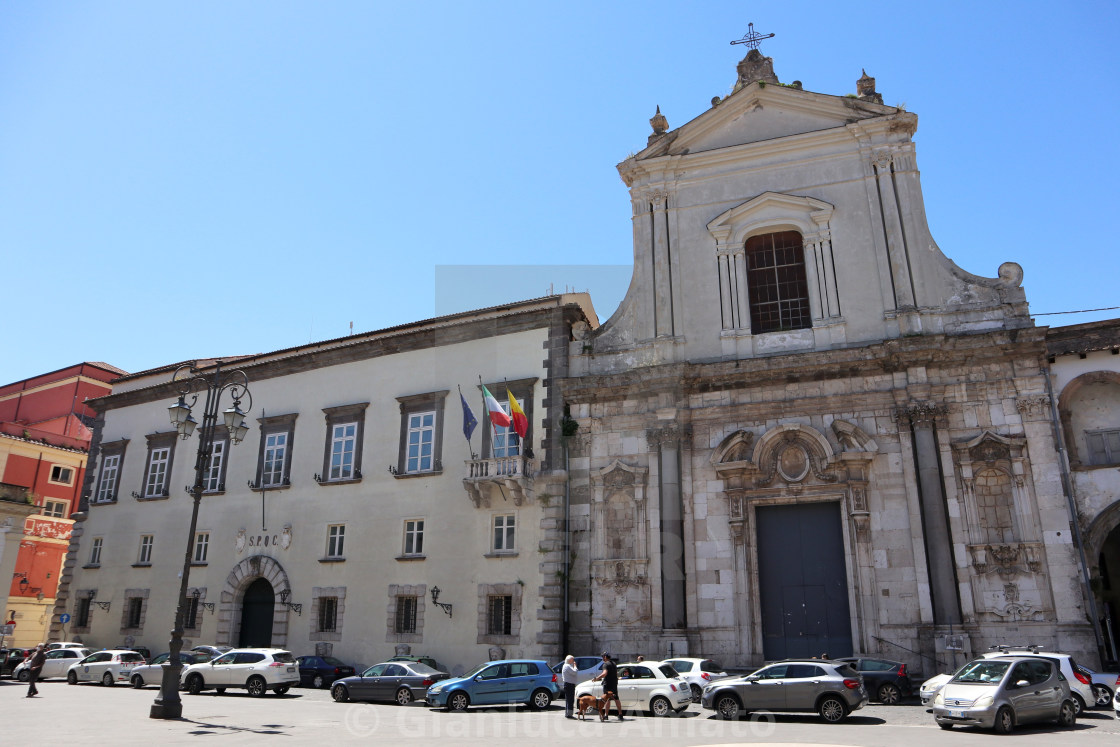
[932,656,1077,733]
[701,660,868,722]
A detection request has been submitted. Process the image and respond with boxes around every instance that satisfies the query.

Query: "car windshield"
[953,660,1011,683]
[410,663,440,675]
[321,657,347,666]
[120,653,145,662]
[272,652,296,664]
[669,660,693,672]
[464,662,491,679]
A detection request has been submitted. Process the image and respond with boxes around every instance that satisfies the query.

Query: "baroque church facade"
[558,50,1098,671]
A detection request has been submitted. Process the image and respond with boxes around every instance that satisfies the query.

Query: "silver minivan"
[932,656,1077,733]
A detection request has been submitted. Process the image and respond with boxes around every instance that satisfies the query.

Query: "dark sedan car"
[834,656,912,704]
[1,648,31,678]
[297,655,356,689]
[332,661,449,705]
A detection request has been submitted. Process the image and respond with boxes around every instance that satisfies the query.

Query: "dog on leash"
[576,694,600,720]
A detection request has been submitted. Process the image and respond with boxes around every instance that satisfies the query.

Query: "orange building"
[1,363,123,646]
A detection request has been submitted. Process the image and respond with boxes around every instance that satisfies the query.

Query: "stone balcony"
[462,455,533,508]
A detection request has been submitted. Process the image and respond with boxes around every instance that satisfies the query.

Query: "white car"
[46,641,87,651]
[661,658,729,701]
[551,656,605,684]
[1079,664,1120,708]
[67,649,145,686]
[181,648,300,697]
[574,662,692,716]
[920,648,1094,715]
[13,647,90,681]
[129,651,213,688]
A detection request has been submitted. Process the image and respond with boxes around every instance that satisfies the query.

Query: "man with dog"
[591,652,623,720]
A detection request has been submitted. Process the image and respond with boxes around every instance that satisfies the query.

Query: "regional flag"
[460,389,478,441]
[481,384,511,428]
[507,388,528,439]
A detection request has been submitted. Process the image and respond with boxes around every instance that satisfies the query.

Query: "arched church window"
[745,230,811,333]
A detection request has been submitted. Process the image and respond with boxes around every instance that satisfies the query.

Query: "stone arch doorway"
[1095,521,1120,662]
[218,554,292,649]
[239,578,275,647]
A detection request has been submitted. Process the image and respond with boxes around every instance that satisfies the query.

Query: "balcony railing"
[463,454,533,508]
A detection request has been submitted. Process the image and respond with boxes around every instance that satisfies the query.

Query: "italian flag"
[507,388,528,438]
[482,384,511,428]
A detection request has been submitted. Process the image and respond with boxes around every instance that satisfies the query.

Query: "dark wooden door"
[757,501,852,660]
[238,578,274,648]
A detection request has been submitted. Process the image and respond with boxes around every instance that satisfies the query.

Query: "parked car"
[66,649,146,686]
[1,648,31,678]
[387,654,441,670]
[550,656,604,684]
[332,661,449,705]
[190,644,233,658]
[1078,663,1120,708]
[661,658,729,702]
[931,656,1076,733]
[1114,674,1119,718]
[46,641,87,651]
[426,659,560,711]
[181,648,300,697]
[14,647,89,681]
[575,662,692,716]
[129,651,212,688]
[122,646,151,661]
[920,647,1094,715]
[296,655,356,689]
[834,656,912,704]
[702,659,869,722]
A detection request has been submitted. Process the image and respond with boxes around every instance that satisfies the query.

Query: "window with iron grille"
[745,230,811,334]
[76,596,92,628]
[185,596,200,629]
[126,597,143,628]
[487,595,513,636]
[395,595,417,634]
[317,596,338,633]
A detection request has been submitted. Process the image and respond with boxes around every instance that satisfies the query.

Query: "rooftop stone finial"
[648,106,669,143]
[734,48,779,92]
[857,69,883,104]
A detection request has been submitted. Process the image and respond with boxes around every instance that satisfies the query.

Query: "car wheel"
[878,682,902,705]
[818,695,848,723]
[715,694,741,720]
[131,674,144,688]
[690,683,702,702]
[17,670,29,682]
[650,695,672,717]
[67,670,77,685]
[448,691,470,711]
[938,722,953,730]
[216,687,225,694]
[332,684,349,702]
[312,674,325,689]
[993,705,1014,735]
[274,686,290,695]
[529,688,552,711]
[1094,684,1114,708]
[102,672,115,687]
[247,676,267,697]
[1058,699,1076,727]
[396,687,413,706]
[186,674,204,695]
[1072,693,1085,716]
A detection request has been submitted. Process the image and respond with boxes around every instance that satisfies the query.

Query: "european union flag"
[460,390,478,442]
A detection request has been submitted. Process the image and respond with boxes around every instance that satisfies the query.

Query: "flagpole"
[479,375,493,461]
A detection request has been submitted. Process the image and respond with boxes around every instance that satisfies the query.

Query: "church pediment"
[634,84,897,161]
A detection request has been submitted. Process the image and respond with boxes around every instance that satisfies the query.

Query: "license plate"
[949,710,964,718]
[287,667,295,672]
[121,664,133,670]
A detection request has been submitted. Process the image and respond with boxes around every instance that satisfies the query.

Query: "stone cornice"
[560,327,1047,403]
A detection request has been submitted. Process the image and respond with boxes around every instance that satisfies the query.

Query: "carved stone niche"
[590,460,649,567]
[952,430,1032,546]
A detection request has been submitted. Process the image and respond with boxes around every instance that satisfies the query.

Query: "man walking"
[562,655,579,718]
[26,643,46,697]
[592,652,623,720]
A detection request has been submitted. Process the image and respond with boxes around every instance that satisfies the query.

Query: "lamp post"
[150,362,251,720]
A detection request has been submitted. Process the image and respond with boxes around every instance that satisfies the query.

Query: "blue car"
[426,659,560,711]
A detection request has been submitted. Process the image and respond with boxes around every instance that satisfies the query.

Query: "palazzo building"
[53,296,595,671]
[557,50,1099,672]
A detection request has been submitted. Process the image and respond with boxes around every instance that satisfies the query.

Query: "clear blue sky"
[2,1,1116,385]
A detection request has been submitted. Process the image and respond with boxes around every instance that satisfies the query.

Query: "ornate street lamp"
[150,362,252,720]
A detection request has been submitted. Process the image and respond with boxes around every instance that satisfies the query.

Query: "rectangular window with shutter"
[1086,429,1120,465]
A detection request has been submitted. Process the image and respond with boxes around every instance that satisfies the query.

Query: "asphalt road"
[2,676,1116,745]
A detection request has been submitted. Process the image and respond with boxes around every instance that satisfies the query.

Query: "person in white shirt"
[562,655,579,718]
